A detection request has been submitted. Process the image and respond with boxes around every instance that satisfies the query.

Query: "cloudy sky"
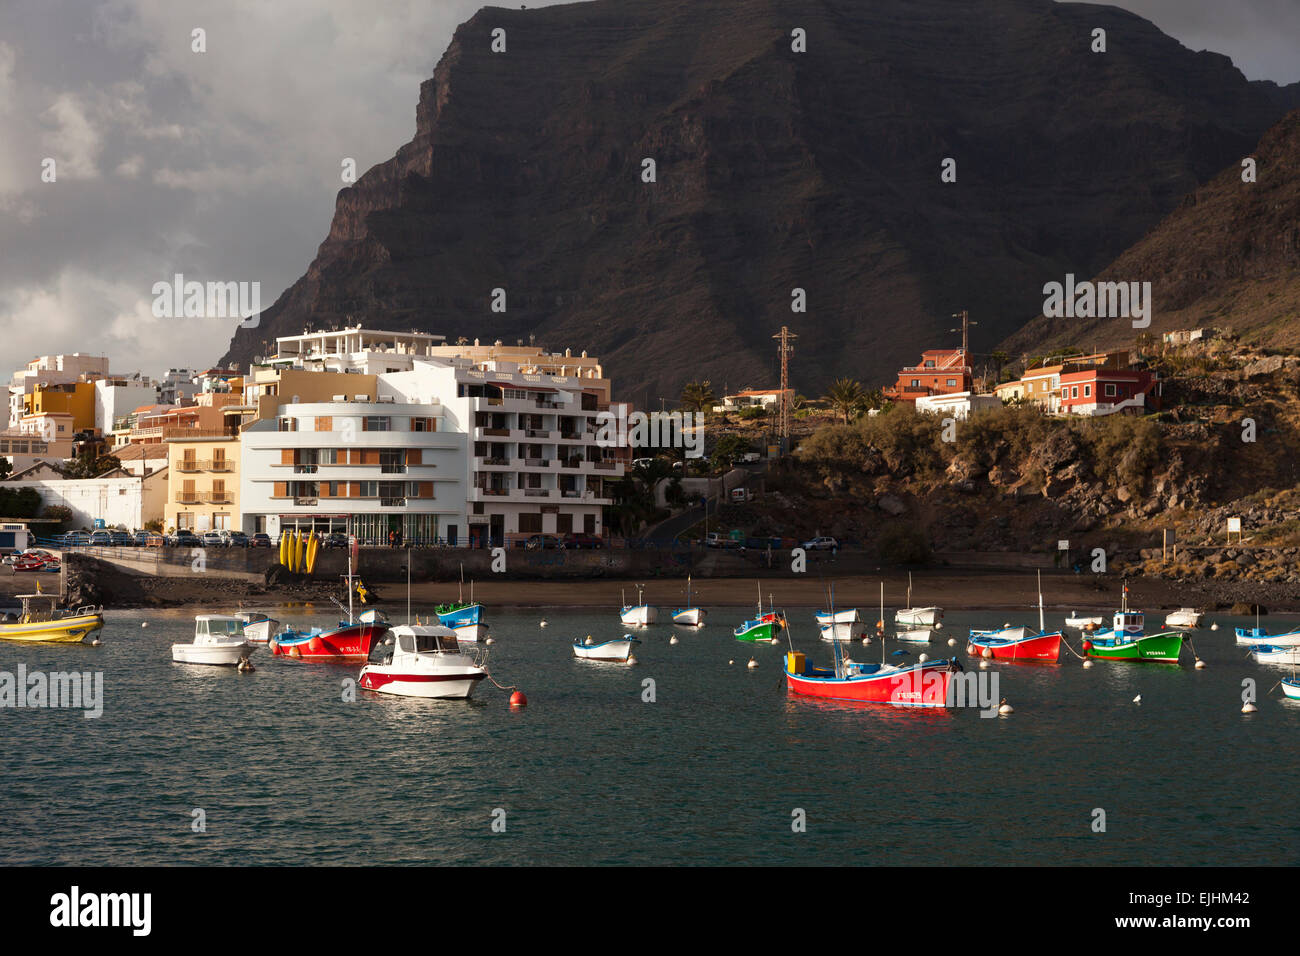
[2,0,1297,379]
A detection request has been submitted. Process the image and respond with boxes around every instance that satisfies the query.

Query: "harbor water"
[1,607,1297,865]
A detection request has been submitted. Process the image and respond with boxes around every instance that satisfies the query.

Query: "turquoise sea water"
[1,606,1297,866]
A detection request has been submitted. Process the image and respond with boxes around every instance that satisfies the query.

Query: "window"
[362,416,391,432]
[278,417,296,432]
[321,449,342,465]
[1105,384,1117,397]
[946,379,956,387]
[1084,385,1091,397]
[359,481,378,497]
[410,417,436,432]
[1071,386,1078,398]
[911,379,920,388]
[519,513,542,533]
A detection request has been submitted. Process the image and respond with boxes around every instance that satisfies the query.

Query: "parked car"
[88,530,113,547]
[251,533,273,548]
[169,530,200,547]
[730,487,752,503]
[144,533,166,548]
[223,531,250,548]
[108,530,133,546]
[322,532,348,549]
[132,530,151,546]
[61,531,90,547]
[200,531,225,547]
[742,452,762,463]
[523,534,562,550]
[561,532,604,550]
[705,532,741,549]
[801,536,839,551]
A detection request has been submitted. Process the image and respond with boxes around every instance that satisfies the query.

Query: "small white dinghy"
[896,627,934,643]
[1164,607,1202,628]
[819,621,866,641]
[1235,627,1300,648]
[237,611,281,643]
[573,634,641,662]
[172,615,256,666]
[1065,612,1103,629]
[358,624,486,699]
[895,572,942,626]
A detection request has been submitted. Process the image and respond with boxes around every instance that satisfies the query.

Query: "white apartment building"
[8,353,110,429]
[914,391,1002,420]
[95,376,157,436]
[239,329,625,547]
[240,399,467,544]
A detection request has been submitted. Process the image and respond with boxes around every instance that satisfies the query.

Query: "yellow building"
[165,436,240,532]
[25,382,97,433]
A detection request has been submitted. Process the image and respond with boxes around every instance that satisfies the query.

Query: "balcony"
[174,493,202,504]
[524,428,551,439]
[208,492,234,504]
[177,460,203,473]
[594,461,617,470]
[380,464,407,474]
[293,497,318,506]
[476,488,509,497]
[380,497,407,507]
[482,456,510,466]
[293,464,318,474]
[523,488,550,498]
[482,427,510,437]
[522,458,550,468]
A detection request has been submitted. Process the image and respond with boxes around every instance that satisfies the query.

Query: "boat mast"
[880,581,886,666]
[406,546,412,626]
[346,551,354,623]
[1038,569,1045,634]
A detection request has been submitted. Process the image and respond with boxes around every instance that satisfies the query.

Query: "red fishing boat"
[268,555,389,663]
[967,572,1062,663]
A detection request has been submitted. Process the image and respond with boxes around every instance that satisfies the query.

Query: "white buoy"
[584,635,594,645]
[485,637,495,645]
[747,658,758,669]
[140,622,148,628]
[918,653,928,662]
[1133,694,1142,704]
[1194,659,1205,669]
[729,659,735,665]
[981,647,993,659]
[1210,622,1219,631]
[935,622,943,630]
[669,636,679,645]
[91,639,102,646]
[1082,659,1094,668]
[770,638,780,645]
[539,620,548,628]
[998,699,1014,715]
[979,659,990,669]
[947,638,956,647]
[627,655,638,665]
[1242,702,1258,713]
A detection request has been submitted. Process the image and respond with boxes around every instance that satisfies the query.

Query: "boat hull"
[968,630,1061,662]
[1251,645,1300,666]
[896,627,933,643]
[358,666,484,699]
[572,638,639,662]
[1235,628,1300,647]
[1282,678,1300,701]
[1084,631,1183,662]
[1065,616,1103,629]
[734,621,775,642]
[1164,610,1202,628]
[619,605,657,626]
[820,621,866,641]
[815,609,860,625]
[270,622,389,662]
[452,623,488,643]
[895,607,942,626]
[172,642,255,666]
[436,603,484,628]
[0,612,104,644]
[785,659,953,707]
[672,608,705,626]
[240,618,279,643]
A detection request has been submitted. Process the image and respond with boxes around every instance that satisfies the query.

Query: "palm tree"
[679,380,717,417]
[824,377,866,424]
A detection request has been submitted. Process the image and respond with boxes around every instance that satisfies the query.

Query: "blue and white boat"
[672,576,705,626]
[1282,677,1300,701]
[1235,626,1300,648]
[437,574,488,642]
[1251,644,1300,666]
[572,634,640,663]
[619,585,657,626]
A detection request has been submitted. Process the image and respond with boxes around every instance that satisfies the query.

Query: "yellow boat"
[0,594,105,644]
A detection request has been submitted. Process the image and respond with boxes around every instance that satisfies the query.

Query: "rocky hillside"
[222,0,1300,400]
[1004,109,1300,357]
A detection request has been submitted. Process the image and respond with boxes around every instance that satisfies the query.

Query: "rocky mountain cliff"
[222,0,1300,400]
[1003,108,1300,358]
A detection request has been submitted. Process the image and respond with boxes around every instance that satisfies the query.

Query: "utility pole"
[772,326,797,449]
[949,310,977,366]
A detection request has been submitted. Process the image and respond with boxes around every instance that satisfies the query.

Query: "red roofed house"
[1057,367,1161,416]
[884,349,972,404]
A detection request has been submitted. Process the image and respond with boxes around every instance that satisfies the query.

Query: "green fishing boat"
[734,584,784,643]
[1083,590,1183,662]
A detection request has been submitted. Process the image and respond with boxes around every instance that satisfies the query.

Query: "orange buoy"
[289,645,301,658]
[1082,640,1093,652]
[308,635,323,653]
[509,690,527,708]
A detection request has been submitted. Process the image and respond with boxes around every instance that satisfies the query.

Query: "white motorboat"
[572,634,641,662]
[1065,612,1104,629]
[1164,607,1202,628]
[358,624,487,699]
[172,615,256,666]
[237,611,280,643]
[1235,626,1300,648]
[819,621,866,641]
[619,585,657,626]
[895,572,942,626]
[1250,644,1300,666]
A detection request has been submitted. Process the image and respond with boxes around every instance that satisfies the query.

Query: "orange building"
[884,349,973,404]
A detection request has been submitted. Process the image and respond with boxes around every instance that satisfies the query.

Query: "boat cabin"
[195,615,246,639]
[1112,611,1143,636]
[366,626,461,665]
